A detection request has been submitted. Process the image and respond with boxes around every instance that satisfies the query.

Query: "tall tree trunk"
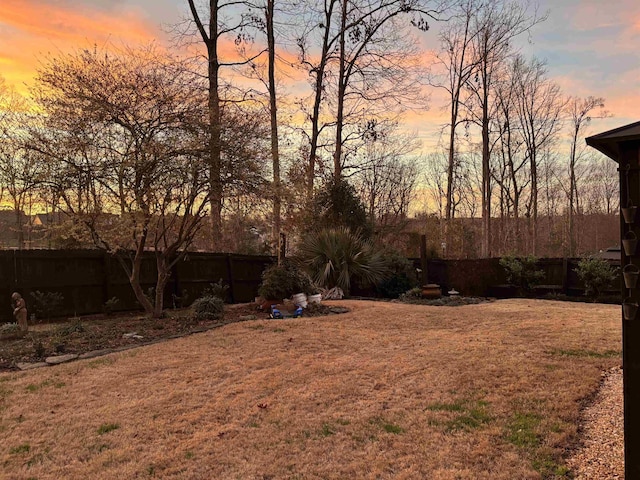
[266,0,281,262]
[154,256,171,319]
[505,126,520,252]
[568,125,578,257]
[188,0,223,250]
[333,0,348,180]
[481,82,491,258]
[208,1,223,250]
[530,146,538,256]
[523,104,542,256]
[445,108,457,258]
[121,230,154,317]
[307,0,336,200]
[14,204,24,249]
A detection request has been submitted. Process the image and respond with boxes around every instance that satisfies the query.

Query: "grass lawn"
[0,299,620,479]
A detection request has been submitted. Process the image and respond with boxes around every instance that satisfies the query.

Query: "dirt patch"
[0,303,346,370]
[0,299,621,479]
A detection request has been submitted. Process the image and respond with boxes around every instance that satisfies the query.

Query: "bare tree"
[424,151,449,219]
[492,57,529,252]
[590,154,619,215]
[428,0,480,254]
[265,0,283,261]
[0,79,43,248]
[565,95,607,256]
[464,0,545,257]
[512,55,563,254]
[30,46,210,318]
[352,125,420,233]
[297,0,444,196]
[186,0,265,249]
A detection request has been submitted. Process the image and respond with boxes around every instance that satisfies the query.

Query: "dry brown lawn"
[0,299,620,479]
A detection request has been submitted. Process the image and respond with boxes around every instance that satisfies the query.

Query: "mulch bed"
[0,302,347,371]
[394,296,493,306]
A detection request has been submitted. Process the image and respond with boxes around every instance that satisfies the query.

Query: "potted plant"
[258,261,311,309]
[307,285,322,304]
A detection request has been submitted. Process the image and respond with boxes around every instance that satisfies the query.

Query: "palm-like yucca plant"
[298,227,388,294]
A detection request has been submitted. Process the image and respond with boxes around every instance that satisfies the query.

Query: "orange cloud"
[1,1,155,43]
[0,0,161,93]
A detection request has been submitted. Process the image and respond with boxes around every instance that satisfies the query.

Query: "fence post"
[102,251,110,306]
[562,257,569,294]
[12,248,18,291]
[420,234,429,285]
[226,254,236,303]
[170,256,180,308]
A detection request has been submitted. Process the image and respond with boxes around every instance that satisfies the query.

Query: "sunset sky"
[1,0,638,151]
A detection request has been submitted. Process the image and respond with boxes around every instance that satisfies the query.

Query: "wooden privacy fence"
[0,250,274,322]
[0,250,621,322]
[418,257,621,298]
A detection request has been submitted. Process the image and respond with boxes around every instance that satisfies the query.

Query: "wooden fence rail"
[0,250,620,322]
[0,250,274,322]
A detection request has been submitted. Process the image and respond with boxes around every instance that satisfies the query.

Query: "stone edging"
[11,306,350,372]
[14,322,229,371]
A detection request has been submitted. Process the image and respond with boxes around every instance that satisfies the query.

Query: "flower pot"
[623,264,640,289]
[623,231,638,256]
[623,297,639,320]
[622,204,638,224]
[292,293,308,308]
[308,294,322,304]
[421,284,442,299]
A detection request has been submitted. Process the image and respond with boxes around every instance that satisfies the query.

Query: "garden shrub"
[29,290,65,321]
[376,249,418,298]
[499,255,544,295]
[398,287,423,301]
[172,289,190,309]
[258,260,312,300]
[191,296,225,320]
[576,257,618,301]
[202,279,230,302]
[308,178,373,238]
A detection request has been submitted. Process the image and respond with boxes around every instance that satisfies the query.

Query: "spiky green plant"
[298,227,388,295]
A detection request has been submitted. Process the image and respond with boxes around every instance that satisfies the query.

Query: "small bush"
[376,250,418,299]
[202,279,229,302]
[103,297,120,315]
[258,261,312,300]
[0,323,21,339]
[499,255,544,295]
[398,287,423,301]
[32,339,46,358]
[57,318,84,337]
[191,296,225,320]
[29,290,65,321]
[576,258,618,301]
[172,289,190,309]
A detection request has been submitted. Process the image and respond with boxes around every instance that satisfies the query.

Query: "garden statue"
[11,292,28,332]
